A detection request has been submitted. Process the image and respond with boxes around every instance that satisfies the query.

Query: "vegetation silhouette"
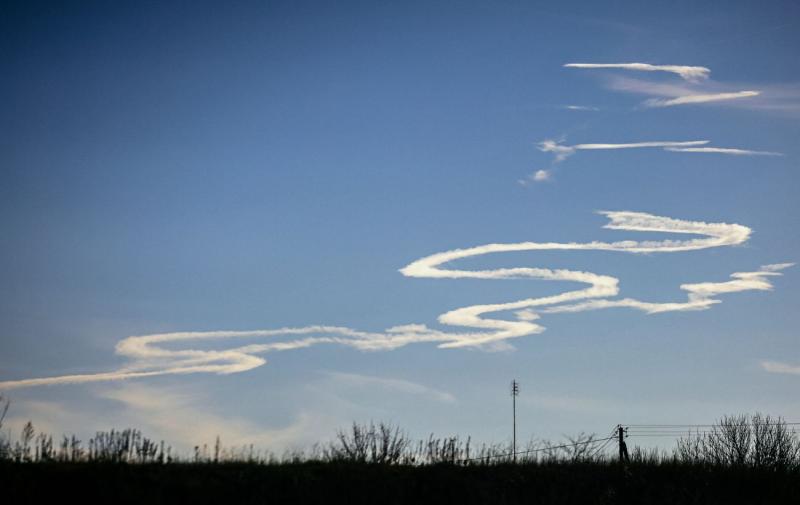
[2,396,799,504]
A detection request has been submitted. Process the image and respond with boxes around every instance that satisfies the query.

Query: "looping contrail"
[0,211,790,390]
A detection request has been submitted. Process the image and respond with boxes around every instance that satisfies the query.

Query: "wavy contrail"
[0,211,790,390]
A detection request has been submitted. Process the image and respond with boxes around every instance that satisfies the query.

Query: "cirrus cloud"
[564,62,710,81]
[644,90,760,108]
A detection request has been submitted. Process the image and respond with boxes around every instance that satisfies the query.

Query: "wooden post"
[618,425,629,463]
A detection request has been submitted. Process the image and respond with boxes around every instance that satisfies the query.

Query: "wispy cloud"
[644,90,760,107]
[565,62,710,81]
[532,169,551,181]
[566,61,800,114]
[761,361,800,375]
[563,105,600,111]
[544,264,793,315]
[521,392,612,414]
[608,75,800,115]
[609,75,692,98]
[323,371,456,404]
[538,139,709,162]
[99,383,314,451]
[538,139,782,162]
[0,211,788,390]
[2,400,85,437]
[532,137,764,180]
[2,384,316,453]
[518,169,551,185]
[664,147,783,156]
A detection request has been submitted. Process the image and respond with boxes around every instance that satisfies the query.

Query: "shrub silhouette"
[676,413,800,469]
[2,402,800,504]
[329,421,410,464]
[0,394,9,460]
[0,396,798,472]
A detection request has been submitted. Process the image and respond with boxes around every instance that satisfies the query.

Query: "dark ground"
[4,461,799,504]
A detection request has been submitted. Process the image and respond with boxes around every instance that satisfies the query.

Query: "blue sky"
[1,0,799,454]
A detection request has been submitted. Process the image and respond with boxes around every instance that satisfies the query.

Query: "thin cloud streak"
[608,75,800,115]
[645,90,760,107]
[574,141,709,150]
[563,105,600,111]
[324,371,457,404]
[761,361,800,375]
[565,62,710,81]
[0,212,789,390]
[538,139,781,162]
[538,139,709,162]
[665,147,783,156]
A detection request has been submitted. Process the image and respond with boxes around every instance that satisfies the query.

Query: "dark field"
[4,460,800,505]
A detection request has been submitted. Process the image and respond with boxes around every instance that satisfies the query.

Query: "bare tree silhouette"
[676,413,800,469]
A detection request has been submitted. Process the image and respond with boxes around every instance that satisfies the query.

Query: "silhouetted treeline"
[2,394,800,504]
[3,413,799,468]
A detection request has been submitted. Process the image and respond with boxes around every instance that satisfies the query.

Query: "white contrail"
[645,90,760,107]
[664,147,783,156]
[538,139,710,162]
[563,105,600,111]
[544,264,792,314]
[0,212,789,390]
[564,63,710,81]
[538,139,781,162]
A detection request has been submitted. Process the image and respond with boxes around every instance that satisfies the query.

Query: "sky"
[1,0,799,455]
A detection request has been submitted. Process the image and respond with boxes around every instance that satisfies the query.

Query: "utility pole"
[511,379,519,462]
[618,425,629,463]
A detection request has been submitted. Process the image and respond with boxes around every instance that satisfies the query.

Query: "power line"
[588,426,620,459]
[458,435,617,463]
[628,429,716,432]
[590,436,616,457]
[625,422,800,428]
[456,420,800,464]
[627,434,713,438]
[623,421,800,439]
[627,433,715,436]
